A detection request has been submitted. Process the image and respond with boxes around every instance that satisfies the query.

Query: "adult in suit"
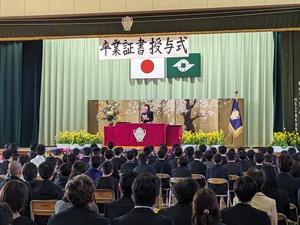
[221,176,271,225]
[169,147,183,170]
[152,149,172,205]
[141,104,153,123]
[277,154,300,206]
[48,174,110,225]
[206,153,229,195]
[192,189,225,225]
[133,153,155,175]
[112,173,174,225]
[171,156,191,178]
[104,170,137,221]
[120,150,138,173]
[158,179,199,225]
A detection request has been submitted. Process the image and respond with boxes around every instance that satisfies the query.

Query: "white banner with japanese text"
[99,35,189,60]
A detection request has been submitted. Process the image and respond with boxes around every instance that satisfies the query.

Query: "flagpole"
[231,91,238,145]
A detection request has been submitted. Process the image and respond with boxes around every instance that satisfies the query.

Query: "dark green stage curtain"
[20,41,42,147]
[0,41,42,147]
[0,42,23,147]
[281,32,300,132]
[273,32,283,132]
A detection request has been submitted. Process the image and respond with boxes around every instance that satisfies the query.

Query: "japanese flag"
[130,58,165,79]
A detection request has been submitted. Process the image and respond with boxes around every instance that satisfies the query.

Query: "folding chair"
[156,173,171,208]
[228,175,239,205]
[169,177,186,207]
[30,200,57,221]
[288,203,298,225]
[94,189,115,204]
[277,213,288,225]
[192,174,207,188]
[207,178,230,209]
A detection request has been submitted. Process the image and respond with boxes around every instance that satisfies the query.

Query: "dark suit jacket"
[94,176,119,200]
[277,172,300,205]
[187,160,206,176]
[80,156,90,168]
[48,206,110,225]
[153,160,172,188]
[104,195,134,221]
[0,160,9,175]
[237,160,251,172]
[30,180,64,200]
[169,157,179,170]
[221,203,271,225]
[171,167,191,178]
[247,159,256,167]
[112,157,126,170]
[207,164,229,194]
[254,164,263,170]
[133,163,156,175]
[222,162,242,177]
[158,203,192,225]
[121,161,137,173]
[112,207,174,225]
[141,111,153,123]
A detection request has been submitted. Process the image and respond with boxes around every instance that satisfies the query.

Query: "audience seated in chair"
[80,147,91,168]
[169,147,183,170]
[171,156,191,178]
[133,153,156,175]
[104,149,120,181]
[112,173,174,225]
[266,146,277,167]
[54,162,71,189]
[203,150,214,171]
[246,149,256,167]
[192,188,225,225]
[233,168,277,225]
[143,146,157,165]
[166,144,179,162]
[22,162,38,183]
[184,146,195,164]
[30,144,46,169]
[121,150,138,173]
[112,147,126,170]
[152,149,172,206]
[218,146,227,166]
[237,150,251,172]
[158,178,199,225]
[48,174,110,225]
[104,170,138,221]
[86,156,102,181]
[0,180,35,225]
[0,202,13,225]
[254,152,264,170]
[0,150,12,175]
[221,176,271,225]
[187,151,206,188]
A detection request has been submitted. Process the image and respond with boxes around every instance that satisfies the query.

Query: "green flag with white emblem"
[167,53,201,78]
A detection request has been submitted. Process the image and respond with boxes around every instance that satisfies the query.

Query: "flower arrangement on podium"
[55,130,103,149]
[96,100,122,126]
[182,129,224,150]
[271,129,300,151]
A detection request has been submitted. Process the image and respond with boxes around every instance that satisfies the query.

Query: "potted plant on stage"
[271,129,300,152]
[182,130,207,151]
[206,129,225,148]
[96,100,122,126]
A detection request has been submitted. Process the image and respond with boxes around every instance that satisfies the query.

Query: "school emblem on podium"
[133,127,146,142]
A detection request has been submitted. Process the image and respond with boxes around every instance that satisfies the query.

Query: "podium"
[104,123,182,147]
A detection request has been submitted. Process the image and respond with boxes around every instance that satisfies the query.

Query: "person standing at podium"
[141,104,153,123]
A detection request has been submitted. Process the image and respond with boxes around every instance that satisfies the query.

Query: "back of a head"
[120,170,138,195]
[18,155,30,166]
[218,145,227,155]
[66,174,95,207]
[239,150,247,161]
[159,145,168,154]
[132,149,139,157]
[59,162,72,177]
[254,152,264,164]
[107,142,115,150]
[83,147,91,156]
[131,173,161,207]
[53,149,61,156]
[172,144,180,152]
[114,147,123,156]
[199,144,207,153]
[90,155,101,169]
[92,147,102,156]
[101,161,113,175]
[90,143,98,150]
[143,146,152,156]
[8,144,18,154]
[281,150,288,155]
[36,144,45,156]
[237,147,245,154]
[38,162,55,180]
[104,149,114,160]
[264,154,273,164]
[192,188,220,225]
[205,150,213,161]
[210,147,217,155]
[67,153,77,166]
[8,161,22,177]
[72,148,80,157]
[258,147,266,155]
[70,161,87,179]
[126,150,135,160]
[234,176,257,203]
[22,162,38,181]
[45,156,58,169]
[2,150,12,160]
[213,153,222,164]
[174,178,199,204]
[0,180,28,213]
[266,146,274,154]
[29,142,38,151]
[184,146,195,158]
[177,156,188,167]
[174,147,183,157]
[291,153,300,162]
[278,154,293,172]
[288,147,296,156]
[261,165,278,193]
[247,149,255,159]
[246,168,264,192]
[193,151,202,160]
[0,202,13,225]
[226,150,236,161]
[138,153,149,164]
[157,149,166,159]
